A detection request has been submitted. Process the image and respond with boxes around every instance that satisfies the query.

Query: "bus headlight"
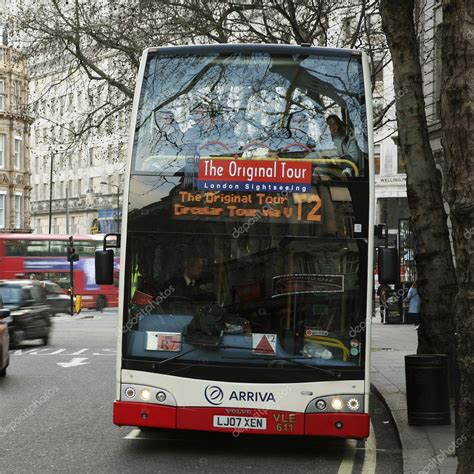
[156,391,167,403]
[140,388,151,401]
[331,398,344,410]
[120,384,177,406]
[315,399,327,410]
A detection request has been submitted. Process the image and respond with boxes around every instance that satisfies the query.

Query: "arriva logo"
[229,391,276,403]
[204,385,224,405]
[204,386,276,405]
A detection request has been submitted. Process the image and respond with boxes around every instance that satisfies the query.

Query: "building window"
[0,79,4,111]
[0,134,4,168]
[0,194,5,228]
[343,16,356,44]
[398,151,406,174]
[89,147,95,166]
[14,137,21,169]
[78,178,82,196]
[374,144,381,175]
[15,194,22,228]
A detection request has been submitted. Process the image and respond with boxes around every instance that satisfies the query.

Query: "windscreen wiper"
[157,344,338,378]
[157,344,271,368]
[222,355,338,378]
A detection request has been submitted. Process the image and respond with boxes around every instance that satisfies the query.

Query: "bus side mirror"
[378,247,399,285]
[95,250,114,285]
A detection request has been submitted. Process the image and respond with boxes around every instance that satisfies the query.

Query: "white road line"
[70,348,88,355]
[362,421,377,474]
[56,357,90,368]
[50,349,67,355]
[10,348,115,356]
[124,429,142,439]
[338,438,357,474]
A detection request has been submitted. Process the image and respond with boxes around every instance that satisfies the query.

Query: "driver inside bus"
[164,256,215,302]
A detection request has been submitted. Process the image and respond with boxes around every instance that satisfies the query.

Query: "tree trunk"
[380,1,457,358]
[440,1,474,471]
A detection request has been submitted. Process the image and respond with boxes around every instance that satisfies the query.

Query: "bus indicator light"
[124,387,136,399]
[347,398,360,411]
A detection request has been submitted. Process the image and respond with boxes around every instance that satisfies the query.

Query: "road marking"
[70,348,89,355]
[362,421,377,473]
[12,348,41,355]
[57,357,90,368]
[11,348,115,356]
[125,429,142,439]
[50,349,67,355]
[337,438,357,474]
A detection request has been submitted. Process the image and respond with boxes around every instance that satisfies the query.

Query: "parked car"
[0,305,10,376]
[42,280,72,315]
[0,280,52,347]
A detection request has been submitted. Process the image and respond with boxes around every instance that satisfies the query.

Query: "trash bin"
[405,354,451,425]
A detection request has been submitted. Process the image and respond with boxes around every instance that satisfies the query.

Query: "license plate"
[213,415,267,430]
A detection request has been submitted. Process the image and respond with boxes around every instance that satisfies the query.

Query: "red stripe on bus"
[113,401,370,439]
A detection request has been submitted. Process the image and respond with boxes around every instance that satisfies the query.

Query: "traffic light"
[67,246,79,262]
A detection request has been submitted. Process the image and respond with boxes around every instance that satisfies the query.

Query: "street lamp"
[100,181,120,233]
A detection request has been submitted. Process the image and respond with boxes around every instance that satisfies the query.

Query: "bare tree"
[9,0,391,149]
[440,1,474,471]
[380,0,456,362]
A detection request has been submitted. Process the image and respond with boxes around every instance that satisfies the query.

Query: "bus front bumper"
[113,401,370,439]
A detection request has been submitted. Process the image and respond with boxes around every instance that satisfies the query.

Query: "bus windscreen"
[123,48,369,383]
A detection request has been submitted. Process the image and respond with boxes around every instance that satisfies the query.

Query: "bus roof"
[145,43,362,59]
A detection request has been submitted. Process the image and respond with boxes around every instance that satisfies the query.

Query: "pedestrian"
[403,281,421,327]
[326,114,362,175]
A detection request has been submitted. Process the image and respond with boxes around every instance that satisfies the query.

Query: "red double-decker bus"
[0,234,118,310]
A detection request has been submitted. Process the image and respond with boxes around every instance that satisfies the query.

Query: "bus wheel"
[96,295,106,312]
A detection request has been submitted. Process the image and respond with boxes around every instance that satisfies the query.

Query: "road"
[0,310,402,473]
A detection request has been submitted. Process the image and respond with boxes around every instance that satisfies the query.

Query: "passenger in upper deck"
[326,114,362,176]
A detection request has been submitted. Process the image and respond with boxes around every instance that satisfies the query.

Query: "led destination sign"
[173,190,322,224]
[197,158,312,193]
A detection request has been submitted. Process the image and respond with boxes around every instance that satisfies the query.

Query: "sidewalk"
[371,318,457,473]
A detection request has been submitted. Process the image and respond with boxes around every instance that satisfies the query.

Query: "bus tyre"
[42,334,49,346]
[96,295,106,312]
[11,330,24,348]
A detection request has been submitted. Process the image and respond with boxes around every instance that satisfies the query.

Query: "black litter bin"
[405,354,451,425]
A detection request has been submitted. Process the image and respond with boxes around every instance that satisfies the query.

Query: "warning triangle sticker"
[254,335,276,355]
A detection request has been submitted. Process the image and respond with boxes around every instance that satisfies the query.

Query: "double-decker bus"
[108,44,374,438]
[0,234,118,310]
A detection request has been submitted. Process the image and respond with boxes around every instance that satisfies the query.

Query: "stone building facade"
[0,44,32,233]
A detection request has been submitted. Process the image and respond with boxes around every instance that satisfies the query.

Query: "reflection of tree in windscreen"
[149,110,182,150]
